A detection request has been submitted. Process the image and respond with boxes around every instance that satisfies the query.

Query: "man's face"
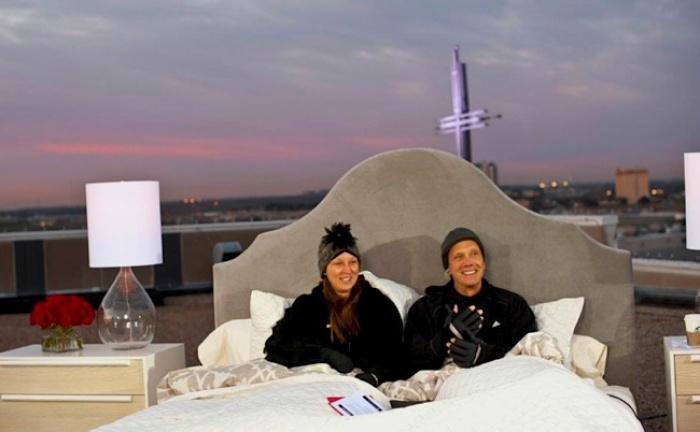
[447,240,485,296]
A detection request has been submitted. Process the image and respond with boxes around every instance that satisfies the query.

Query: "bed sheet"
[95,356,642,432]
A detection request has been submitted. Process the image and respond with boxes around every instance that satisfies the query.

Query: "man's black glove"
[449,338,482,368]
[429,305,456,357]
[449,327,498,368]
[449,307,482,340]
[355,372,379,387]
[320,348,353,373]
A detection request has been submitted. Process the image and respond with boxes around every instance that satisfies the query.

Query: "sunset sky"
[1,1,698,210]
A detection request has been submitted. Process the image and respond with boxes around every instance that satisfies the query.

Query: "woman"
[264,222,404,386]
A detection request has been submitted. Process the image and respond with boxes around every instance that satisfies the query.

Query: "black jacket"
[403,278,537,374]
[264,277,404,383]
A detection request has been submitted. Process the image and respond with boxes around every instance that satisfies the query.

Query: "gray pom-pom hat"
[318,222,361,276]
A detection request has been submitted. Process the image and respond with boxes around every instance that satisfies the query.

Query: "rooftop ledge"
[1,219,697,300]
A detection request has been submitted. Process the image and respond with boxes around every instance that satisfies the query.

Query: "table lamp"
[86,181,163,349]
[685,152,700,313]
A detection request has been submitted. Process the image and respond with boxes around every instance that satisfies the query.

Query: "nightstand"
[664,336,700,432]
[0,343,185,432]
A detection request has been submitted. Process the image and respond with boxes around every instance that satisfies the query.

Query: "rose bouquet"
[30,294,96,352]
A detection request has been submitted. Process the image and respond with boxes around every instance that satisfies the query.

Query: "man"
[404,227,537,373]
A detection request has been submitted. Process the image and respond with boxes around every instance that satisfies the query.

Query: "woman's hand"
[320,348,354,373]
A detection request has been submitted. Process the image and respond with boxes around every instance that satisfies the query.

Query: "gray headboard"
[213,148,636,390]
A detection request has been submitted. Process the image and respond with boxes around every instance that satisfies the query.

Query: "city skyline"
[1,1,698,210]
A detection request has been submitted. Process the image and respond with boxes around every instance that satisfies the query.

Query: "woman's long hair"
[322,277,362,343]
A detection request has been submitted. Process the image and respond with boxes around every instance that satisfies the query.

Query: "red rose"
[29,294,96,329]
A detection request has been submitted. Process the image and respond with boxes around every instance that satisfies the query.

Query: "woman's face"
[324,252,360,298]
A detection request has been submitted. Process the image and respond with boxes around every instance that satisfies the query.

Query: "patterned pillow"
[158,358,297,402]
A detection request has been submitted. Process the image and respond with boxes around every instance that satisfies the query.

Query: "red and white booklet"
[327,391,385,416]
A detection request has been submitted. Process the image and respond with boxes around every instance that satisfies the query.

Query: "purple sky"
[1,1,699,210]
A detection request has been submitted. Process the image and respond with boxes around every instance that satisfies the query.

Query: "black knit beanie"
[440,227,485,269]
[318,222,361,276]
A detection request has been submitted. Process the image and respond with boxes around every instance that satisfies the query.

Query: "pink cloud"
[38,143,223,158]
[35,135,320,161]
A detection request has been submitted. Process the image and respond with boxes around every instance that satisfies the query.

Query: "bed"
[94,148,642,431]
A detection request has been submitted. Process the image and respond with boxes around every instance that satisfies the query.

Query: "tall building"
[475,161,498,185]
[615,168,649,204]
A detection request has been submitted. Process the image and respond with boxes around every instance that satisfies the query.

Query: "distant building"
[615,168,649,204]
[475,161,498,185]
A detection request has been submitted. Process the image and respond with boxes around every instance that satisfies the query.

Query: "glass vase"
[97,266,157,350]
[42,325,83,353]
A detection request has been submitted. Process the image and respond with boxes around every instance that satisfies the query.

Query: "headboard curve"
[213,148,636,389]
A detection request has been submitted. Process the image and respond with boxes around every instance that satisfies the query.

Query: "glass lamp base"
[98,266,157,350]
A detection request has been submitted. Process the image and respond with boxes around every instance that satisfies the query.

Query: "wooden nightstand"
[0,343,185,432]
[664,336,700,432]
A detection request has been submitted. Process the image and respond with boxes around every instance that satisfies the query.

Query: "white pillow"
[570,334,608,387]
[198,318,252,366]
[531,297,584,365]
[250,290,294,360]
[359,270,420,322]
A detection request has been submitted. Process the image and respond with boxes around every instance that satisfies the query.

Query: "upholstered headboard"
[213,148,636,390]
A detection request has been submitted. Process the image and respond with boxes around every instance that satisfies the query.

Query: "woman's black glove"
[320,348,353,373]
[355,372,379,387]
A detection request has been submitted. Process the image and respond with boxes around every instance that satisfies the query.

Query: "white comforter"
[94,356,642,432]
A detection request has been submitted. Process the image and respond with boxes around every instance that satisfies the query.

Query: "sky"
[1,0,699,210]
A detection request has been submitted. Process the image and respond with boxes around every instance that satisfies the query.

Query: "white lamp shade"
[86,181,163,268]
[685,153,700,250]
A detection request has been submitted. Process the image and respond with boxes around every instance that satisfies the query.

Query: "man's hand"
[320,348,353,373]
[448,337,482,368]
[434,305,482,358]
[448,305,483,340]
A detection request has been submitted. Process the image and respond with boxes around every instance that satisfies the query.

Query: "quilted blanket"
[95,355,642,432]
[158,331,569,403]
[156,358,462,404]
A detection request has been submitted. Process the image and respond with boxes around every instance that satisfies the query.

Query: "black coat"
[264,277,404,383]
[403,278,537,374]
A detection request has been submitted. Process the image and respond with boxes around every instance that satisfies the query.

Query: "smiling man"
[403,227,537,373]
